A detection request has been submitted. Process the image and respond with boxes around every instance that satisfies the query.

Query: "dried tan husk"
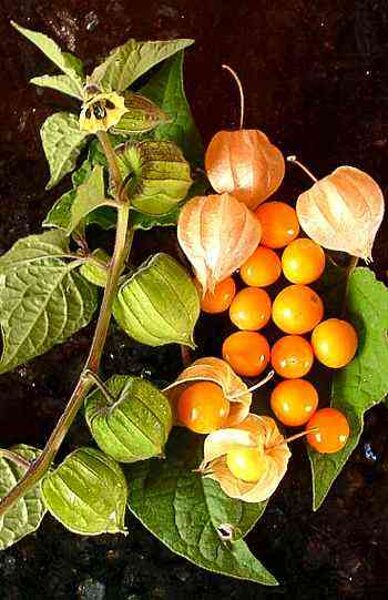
[200,414,291,503]
[164,357,254,427]
[296,166,384,260]
[177,193,261,292]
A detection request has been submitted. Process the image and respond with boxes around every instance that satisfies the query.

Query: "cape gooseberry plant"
[0,22,387,586]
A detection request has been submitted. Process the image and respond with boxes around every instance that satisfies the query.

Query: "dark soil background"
[0,0,387,598]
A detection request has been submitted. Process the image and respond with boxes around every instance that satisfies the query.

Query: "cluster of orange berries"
[178,201,357,457]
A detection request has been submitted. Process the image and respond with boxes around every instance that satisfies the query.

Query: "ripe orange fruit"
[255,202,300,249]
[240,246,281,287]
[311,318,358,368]
[196,277,236,314]
[222,331,270,377]
[270,379,319,427]
[226,447,265,482]
[306,407,350,453]
[271,335,314,378]
[176,382,230,434]
[272,284,324,334]
[282,238,326,284]
[229,287,272,331]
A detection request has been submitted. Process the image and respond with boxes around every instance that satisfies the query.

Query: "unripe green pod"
[42,447,127,535]
[113,253,199,347]
[80,249,110,288]
[85,375,172,463]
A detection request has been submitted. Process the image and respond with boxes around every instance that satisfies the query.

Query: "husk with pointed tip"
[177,193,261,292]
[200,414,291,503]
[205,130,285,209]
[296,166,384,260]
[164,357,253,427]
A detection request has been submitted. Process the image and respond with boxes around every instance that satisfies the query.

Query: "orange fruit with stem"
[176,381,230,434]
[272,284,324,334]
[306,407,350,453]
[229,287,272,331]
[222,331,270,377]
[255,202,300,249]
[311,318,358,368]
[240,246,281,287]
[270,379,319,427]
[271,335,314,378]
[205,65,285,210]
[282,238,326,284]
[195,277,236,314]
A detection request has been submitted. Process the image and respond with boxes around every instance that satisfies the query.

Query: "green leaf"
[42,447,127,535]
[309,267,388,510]
[118,140,192,215]
[90,38,194,92]
[132,204,181,231]
[41,112,89,190]
[141,51,203,165]
[127,429,276,585]
[0,445,46,550]
[68,165,112,233]
[85,375,172,463]
[0,231,97,374]
[31,74,83,100]
[113,253,200,348]
[80,249,110,288]
[113,92,169,134]
[12,22,83,95]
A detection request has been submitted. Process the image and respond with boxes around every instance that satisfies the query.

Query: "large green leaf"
[0,231,97,374]
[127,429,276,585]
[12,22,83,96]
[0,446,46,550]
[85,375,172,463]
[41,112,89,189]
[309,267,388,510]
[68,165,112,233]
[141,51,203,165]
[42,447,127,535]
[90,38,194,92]
[31,74,83,100]
[113,253,200,348]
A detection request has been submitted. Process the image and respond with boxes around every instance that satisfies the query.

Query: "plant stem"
[222,64,245,129]
[97,131,123,195]
[0,449,31,470]
[0,134,132,519]
[180,344,192,367]
[287,155,318,183]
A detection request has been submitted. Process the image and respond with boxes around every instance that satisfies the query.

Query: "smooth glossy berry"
[176,382,230,434]
[282,238,326,284]
[311,318,358,368]
[222,331,270,377]
[229,287,272,331]
[255,202,300,249]
[271,335,314,379]
[272,284,324,334]
[270,379,319,427]
[240,246,281,287]
[306,407,350,453]
[226,447,264,482]
[196,277,236,314]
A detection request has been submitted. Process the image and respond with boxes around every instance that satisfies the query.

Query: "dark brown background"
[0,1,387,598]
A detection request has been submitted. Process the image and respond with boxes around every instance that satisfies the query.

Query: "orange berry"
[176,382,230,434]
[229,287,272,331]
[196,277,236,314]
[282,238,326,284]
[270,379,319,427]
[240,246,281,287]
[311,318,358,368]
[255,202,300,249]
[226,447,265,482]
[222,331,270,377]
[272,284,324,334]
[306,407,350,454]
[271,335,314,379]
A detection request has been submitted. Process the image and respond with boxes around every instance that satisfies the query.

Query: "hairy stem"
[0,134,132,518]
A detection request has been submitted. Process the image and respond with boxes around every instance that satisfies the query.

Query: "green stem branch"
[0,450,31,470]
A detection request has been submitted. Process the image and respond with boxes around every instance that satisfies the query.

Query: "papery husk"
[164,357,253,427]
[205,130,285,210]
[296,166,384,261]
[177,193,261,292]
[200,414,291,503]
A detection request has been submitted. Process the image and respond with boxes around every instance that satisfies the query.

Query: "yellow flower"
[79,91,128,134]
